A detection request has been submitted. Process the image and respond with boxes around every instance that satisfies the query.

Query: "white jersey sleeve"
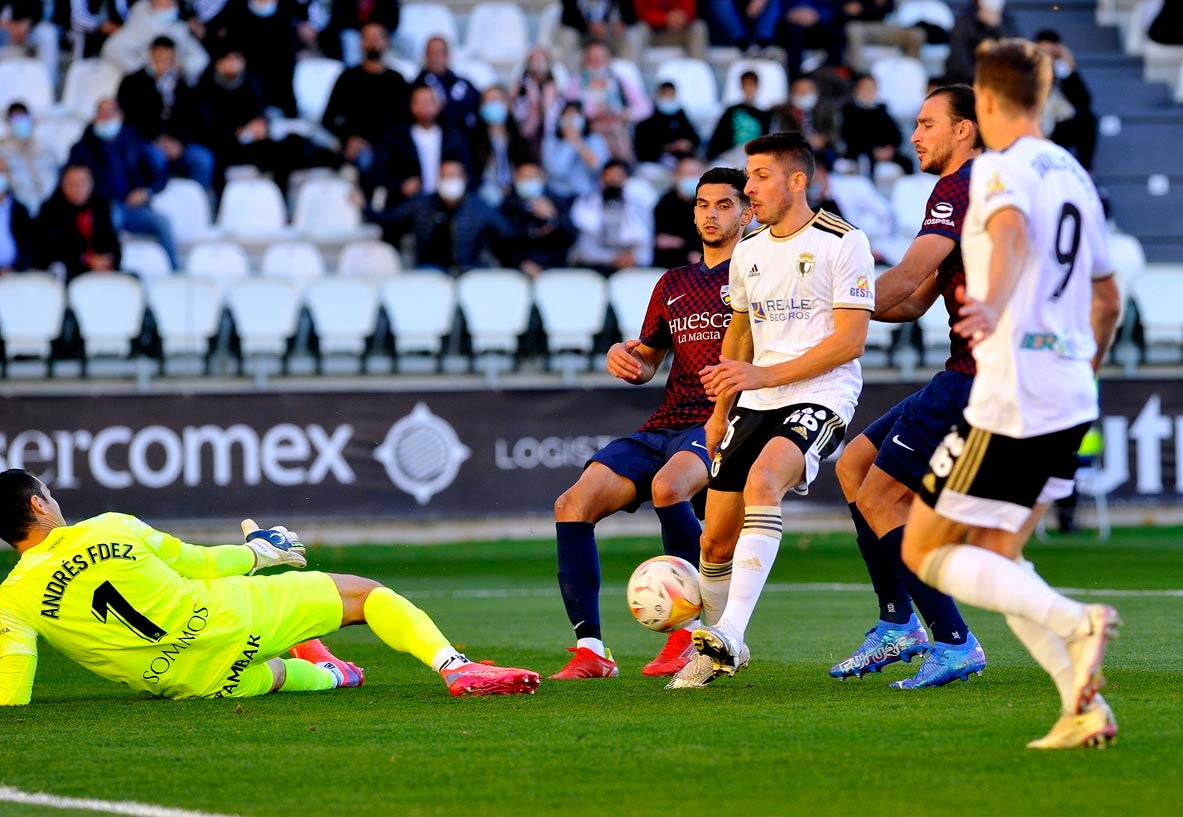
[830,229,877,311]
[728,230,757,313]
[969,151,1034,227]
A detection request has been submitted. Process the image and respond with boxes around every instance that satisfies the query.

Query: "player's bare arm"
[606,339,667,384]
[953,207,1029,345]
[876,274,943,323]
[1089,274,1122,372]
[873,233,956,317]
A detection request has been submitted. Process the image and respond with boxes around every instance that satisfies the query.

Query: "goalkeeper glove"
[241,518,307,574]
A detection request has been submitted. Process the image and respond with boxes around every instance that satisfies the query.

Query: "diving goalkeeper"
[0,469,540,704]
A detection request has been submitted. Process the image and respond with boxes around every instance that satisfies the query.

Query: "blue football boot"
[888,631,987,689]
[829,614,931,679]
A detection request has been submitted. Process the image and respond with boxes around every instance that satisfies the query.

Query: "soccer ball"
[627,555,702,633]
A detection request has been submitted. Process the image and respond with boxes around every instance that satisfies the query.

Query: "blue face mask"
[480,100,508,126]
[9,115,32,141]
[153,7,179,25]
[676,177,698,200]
[656,98,680,116]
[515,178,544,200]
[94,119,122,141]
[249,1,278,18]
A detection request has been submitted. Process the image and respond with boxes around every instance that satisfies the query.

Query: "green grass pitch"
[2,527,1181,816]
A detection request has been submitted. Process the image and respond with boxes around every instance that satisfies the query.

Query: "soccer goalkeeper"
[0,469,540,704]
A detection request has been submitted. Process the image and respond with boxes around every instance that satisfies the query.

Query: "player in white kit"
[668,131,875,688]
[898,39,1123,749]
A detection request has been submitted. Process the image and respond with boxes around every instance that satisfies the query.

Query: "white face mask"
[792,94,818,112]
[438,177,466,202]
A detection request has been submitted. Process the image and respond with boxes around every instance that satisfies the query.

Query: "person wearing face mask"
[0,102,58,216]
[634,82,702,168]
[0,156,33,275]
[542,101,611,199]
[652,155,706,269]
[318,0,400,65]
[321,22,410,180]
[366,160,512,274]
[511,47,562,157]
[205,0,302,116]
[472,86,537,206]
[562,39,652,163]
[68,98,177,270]
[708,71,771,161]
[946,0,1018,85]
[102,0,210,84]
[773,75,839,155]
[32,165,122,282]
[841,74,908,175]
[368,83,471,207]
[570,159,654,275]
[496,162,577,278]
[1034,29,1096,172]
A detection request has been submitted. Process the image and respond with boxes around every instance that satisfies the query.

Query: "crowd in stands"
[0,1,1105,283]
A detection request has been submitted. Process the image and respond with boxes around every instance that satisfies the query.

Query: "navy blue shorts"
[588,427,711,513]
[862,370,975,493]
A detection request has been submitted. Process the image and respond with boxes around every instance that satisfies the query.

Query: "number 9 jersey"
[961,138,1112,438]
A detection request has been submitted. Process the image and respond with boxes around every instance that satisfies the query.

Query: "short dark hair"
[603,158,630,176]
[1033,29,1061,44]
[0,469,44,546]
[926,83,984,149]
[7,101,28,117]
[697,167,749,205]
[974,38,1052,113]
[744,131,815,182]
[658,81,676,93]
[150,35,176,51]
[740,70,758,84]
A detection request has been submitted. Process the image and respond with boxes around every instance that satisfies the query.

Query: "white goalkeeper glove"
[241,518,307,574]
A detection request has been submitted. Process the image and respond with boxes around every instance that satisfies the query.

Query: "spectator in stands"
[570,159,653,275]
[205,0,302,117]
[556,0,644,68]
[70,0,128,58]
[779,1,841,76]
[0,156,32,274]
[564,39,652,163]
[195,42,274,187]
[0,1,59,85]
[705,0,784,53]
[367,159,511,274]
[321,22,410,179]
[496,161,577,278]
[1148,1,1183,45]
[68,98,177,270]
[542,100,611,199]
[369,83,471,205]
[320,0,399,65]
[32,165,122,282]
[102,0,209,84]
[633,0,708,60]
[708,70,770,160]
[634,81,701,167]
[652,155,705,270]
[511,46,563,158]
[117,36,215,192]
[775,75,839,154]
[472,86,536,206]
[946,0,1017,85]
[1034,29,1097,172]
[0,102,58,216]
[842,0,924,72]
[416,36,481,136]
[840,73,910,174]
[805,149,843,216]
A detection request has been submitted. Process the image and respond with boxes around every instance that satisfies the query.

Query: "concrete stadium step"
[1094,119,1183,177]
[1011,6,1123,52]
[1100,180,1183,262]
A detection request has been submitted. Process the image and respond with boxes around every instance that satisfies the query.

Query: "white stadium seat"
[894,0,955,30]
[68,273,145,358]
[379,271,457,355]
[721,59,789,109]
[448,56,499,91]
[870,55,928,122]
[1106,232,1147,286]
[456,268,532,355]
[533,269,608,353]
[608,267,663,336]
[304,277,381,356]
[462,3,530,72]
[225,278,302,357]
[828,174,893,240]
[152,178,219,246]
[186,241,252,293]
[536,2,563,50]
[1128,264,1183,363]
[916,301,953,365]
[260,241,327,282]
[145,276,222,358]
[889,173,939,238]
[339,239,401,278]
[654,57,720,133]
[120,240,174,279]
[396,2,460,60]
[60,58,123,119]
[32,116,86,168]
[217,178,290,240]
[293,176,373,241]
[0,272,64,363]
[0,58,54,117]
[609,57,647,101]
[294,57,345,123]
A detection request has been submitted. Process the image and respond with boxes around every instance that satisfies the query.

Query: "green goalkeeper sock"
[364,587,456,670]
[279,658,338,692]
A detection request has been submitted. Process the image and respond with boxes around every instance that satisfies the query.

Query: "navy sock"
[849,502,913,624]
[655,501,701,568]
[556,522,601,641]
[882,525,969,645]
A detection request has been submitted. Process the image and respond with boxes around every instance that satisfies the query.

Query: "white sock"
[920,545,1087,640]
[1005,559,1077,713]
[432,648,469,673]
[698,559,732,626]
[316,662,345,688]
[577,637,607,657]
[716,506,782,638]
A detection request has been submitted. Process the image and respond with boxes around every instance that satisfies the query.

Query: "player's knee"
[835,450,863,500]
[554,487,594,523]
[699,528,735,564]
[267,657,286,693]
[331,573,382,626]
[854,480,884,526]
[744,464,790,505]
[650,474,691,507]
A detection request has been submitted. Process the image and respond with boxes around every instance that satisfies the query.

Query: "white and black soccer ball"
[627,555,702,633]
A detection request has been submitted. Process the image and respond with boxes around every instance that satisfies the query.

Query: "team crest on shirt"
[720,285,731,306]
[986,172,1008,200]
[797,252,815,277]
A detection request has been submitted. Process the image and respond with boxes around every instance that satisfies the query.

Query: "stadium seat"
[294,57,345,123]
[1107,232,1147,284]
[535,2,563,50]
[448,56,499,91]
[260,241,327,282]
[456,268,532,359]
[889,173,939,238]
[608,267,663,336]
[385,54,420,82]
[144,276,222,365]
[0,58,54,117]
[33,116,86,168]
[1128,264,1183,363]
[338,239,402,277]
[120,240,173,279]
[721,59,789,109]
[0,272,64,373]
[396,2,460,60]
[1143,39,1183,85]
[186,241,252,294]
[68,272,145,359]
[462,3,530,73]
[59,58,123,119]
[1122,0,1160,56]
[292,176,375,241]
[624,177,659,210]
[654,57,720,134]
[894,0,955,30]
[379,271,457,359]
[217,178,290,240]
[870,55,928,122]
[915,300,952,366]
[152,178,219,247]
[610,57,647,100]
[225,277,302,359]
[304,277,381,360]
[533,269,608,372]
[828,174,893,240]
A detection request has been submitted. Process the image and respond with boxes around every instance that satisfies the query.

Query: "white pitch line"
[400,583,1183,600]
[0,787,243,817]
